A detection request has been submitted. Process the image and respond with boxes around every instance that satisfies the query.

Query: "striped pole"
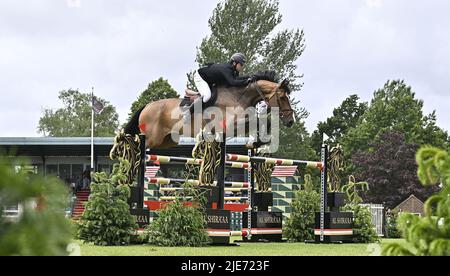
[207,229,282,237]
[144,177,250,188]
[137,135,146,209]
[160,196,248,202]
[227,154,324,170]
[247,148,253,239]
[147,153,322,170]
[320,144,328,243]
[159,187,250,193]
[146,155,202,165]
[217,138,226,209]
[146,155,250,169]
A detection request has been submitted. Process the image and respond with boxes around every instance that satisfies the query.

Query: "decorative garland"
[109,131,141,185]
[327,144,344,192]
[192,131,222,186]
[254,158,275,192]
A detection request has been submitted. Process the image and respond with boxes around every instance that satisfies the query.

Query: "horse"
[110,75,295,183]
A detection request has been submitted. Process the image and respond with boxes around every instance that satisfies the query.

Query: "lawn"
[76,239,405,256]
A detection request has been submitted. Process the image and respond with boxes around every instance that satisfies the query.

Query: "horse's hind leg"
[144,125,169,150]
[161,135,178,149]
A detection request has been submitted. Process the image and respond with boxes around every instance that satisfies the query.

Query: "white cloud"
[365,0,383,8]
[66,0,81,8]
[0,0,449,137]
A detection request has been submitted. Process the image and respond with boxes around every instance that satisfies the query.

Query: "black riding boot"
[183,97,204,124]
[189,97,204,114]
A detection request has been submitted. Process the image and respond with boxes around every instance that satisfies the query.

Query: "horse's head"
[259,79,295,128]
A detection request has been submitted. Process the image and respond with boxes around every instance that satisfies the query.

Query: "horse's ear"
[279,79,292,94]
[280,79,290,88]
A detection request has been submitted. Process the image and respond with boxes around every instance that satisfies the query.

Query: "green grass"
[76,239,406,256]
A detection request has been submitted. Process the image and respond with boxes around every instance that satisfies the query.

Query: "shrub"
[385,212,401,239]
[383,147,450,256]
[145,200,210,247]
[342,204,380,243]
[77,159,137,246]
[284,177,320,242]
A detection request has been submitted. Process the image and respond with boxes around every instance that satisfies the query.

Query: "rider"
[187,53,255,114]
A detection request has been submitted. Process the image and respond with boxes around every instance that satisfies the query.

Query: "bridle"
[252,81,294,120]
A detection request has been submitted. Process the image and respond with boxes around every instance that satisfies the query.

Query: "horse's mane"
[253,70,291,94]
[253,71,278,82]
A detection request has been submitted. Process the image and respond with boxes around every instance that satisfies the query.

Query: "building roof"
[0,137,250,146]
[393,194,425,215]
[0,137,250,157]
[394,194,424,208]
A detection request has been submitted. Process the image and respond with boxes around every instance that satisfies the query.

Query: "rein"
[251,81,294,117]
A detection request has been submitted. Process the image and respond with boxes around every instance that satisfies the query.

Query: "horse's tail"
[124,106,146,136]
[109,106,146,185]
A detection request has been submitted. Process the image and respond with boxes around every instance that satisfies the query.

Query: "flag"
[145,166,160,179]
[272,166,298,177]
[92,96,104,114]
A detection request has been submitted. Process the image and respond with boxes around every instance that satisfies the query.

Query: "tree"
[311,95,368,152]
[38,89,119,137]
[192,0,306,91]
[128,78,179,120]
[274,101,315,161]
[422,111,450,152]
[189,0,313,161]
[352,130,439,208]
[343,80,449,159]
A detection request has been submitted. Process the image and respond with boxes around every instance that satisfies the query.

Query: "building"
[0,136,250,185]
[392,194,425,217]
[1,136,251,217]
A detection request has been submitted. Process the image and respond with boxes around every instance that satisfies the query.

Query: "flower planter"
[327,192,346,209]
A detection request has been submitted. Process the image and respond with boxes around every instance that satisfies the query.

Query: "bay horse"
[110,75,295,183]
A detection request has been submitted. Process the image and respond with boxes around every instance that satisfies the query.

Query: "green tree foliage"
[284,175,320,242]
[0,156,72,256]
[385,211,401,239]
[352,130,438,208]
[191,0,314,161]
[145,200,210,247]
[193,0,305,91]
[38,89,119,137]
[343,80,449,159]
[275,104,316,161]
[340,177,379,243]
[311,95,368,152]
[383,147,450,256]
[128,78,179,120]
[77,160,137,246]
[342,204,380,244]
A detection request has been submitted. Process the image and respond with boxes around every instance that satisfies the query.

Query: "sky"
[0,0,449,137]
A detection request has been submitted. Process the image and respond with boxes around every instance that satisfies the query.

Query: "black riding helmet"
[230,53,247,65]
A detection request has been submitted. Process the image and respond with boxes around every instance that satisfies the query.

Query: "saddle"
[180,89,201,107]
[179,85,218,113]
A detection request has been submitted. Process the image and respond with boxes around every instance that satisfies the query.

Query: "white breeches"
[194,70,212,103]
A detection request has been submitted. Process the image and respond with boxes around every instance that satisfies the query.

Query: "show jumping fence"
[136,134,330,242]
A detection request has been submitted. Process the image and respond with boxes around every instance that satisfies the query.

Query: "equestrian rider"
[188,53,255,114]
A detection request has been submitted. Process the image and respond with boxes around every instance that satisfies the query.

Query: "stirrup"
[189,97,204,114]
